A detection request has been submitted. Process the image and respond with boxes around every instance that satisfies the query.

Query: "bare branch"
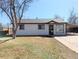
[0,7,13,23]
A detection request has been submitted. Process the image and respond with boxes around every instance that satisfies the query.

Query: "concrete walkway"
[0,37,10,40]
[55,35,78,53]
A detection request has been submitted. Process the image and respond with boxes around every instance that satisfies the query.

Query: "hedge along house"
[16,18,67,36]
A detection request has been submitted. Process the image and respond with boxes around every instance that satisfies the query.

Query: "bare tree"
[68,9,78,25]
[0,0,33,39]
[54,15,61,19]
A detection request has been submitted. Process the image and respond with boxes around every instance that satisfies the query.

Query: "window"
[19,24,24,30]
[38,24,45,30]
[56,24,64,32]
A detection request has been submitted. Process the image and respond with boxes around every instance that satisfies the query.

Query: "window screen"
[38,24,45,30]
[19,24,24,30]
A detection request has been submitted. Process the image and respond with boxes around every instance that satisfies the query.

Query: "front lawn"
[0,37,77,59]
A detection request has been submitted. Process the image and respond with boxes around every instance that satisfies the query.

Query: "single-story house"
[16,18,67,36]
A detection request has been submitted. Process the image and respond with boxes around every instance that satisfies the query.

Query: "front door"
[49,25,54,35]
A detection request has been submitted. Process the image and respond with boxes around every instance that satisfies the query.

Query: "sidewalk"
[55,35,78,53]
[0,37,10,40]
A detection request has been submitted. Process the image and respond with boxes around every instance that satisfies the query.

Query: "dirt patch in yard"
[0,37,78,59]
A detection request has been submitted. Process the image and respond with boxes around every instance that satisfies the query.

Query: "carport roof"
[67,23,78,28]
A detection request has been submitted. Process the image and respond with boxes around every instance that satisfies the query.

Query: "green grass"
[0,37,77,59]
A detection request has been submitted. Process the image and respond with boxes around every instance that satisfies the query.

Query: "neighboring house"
[16,18,67,36]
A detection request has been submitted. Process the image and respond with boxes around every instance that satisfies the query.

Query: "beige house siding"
[16,23,66,36]
[16,24,49,35]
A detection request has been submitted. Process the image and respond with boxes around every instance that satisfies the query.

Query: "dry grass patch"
[0,37,77,59]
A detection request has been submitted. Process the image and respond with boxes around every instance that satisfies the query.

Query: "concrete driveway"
[55,35,78,53]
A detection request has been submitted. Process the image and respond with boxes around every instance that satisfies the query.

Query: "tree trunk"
[12,32,16,39]
[12,27,16,39]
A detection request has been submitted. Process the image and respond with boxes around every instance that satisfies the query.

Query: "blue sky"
[0,0,78,25]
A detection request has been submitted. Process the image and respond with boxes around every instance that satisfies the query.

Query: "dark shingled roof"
[19,18,66,23]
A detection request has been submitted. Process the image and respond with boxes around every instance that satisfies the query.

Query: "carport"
[67,24,78,33]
